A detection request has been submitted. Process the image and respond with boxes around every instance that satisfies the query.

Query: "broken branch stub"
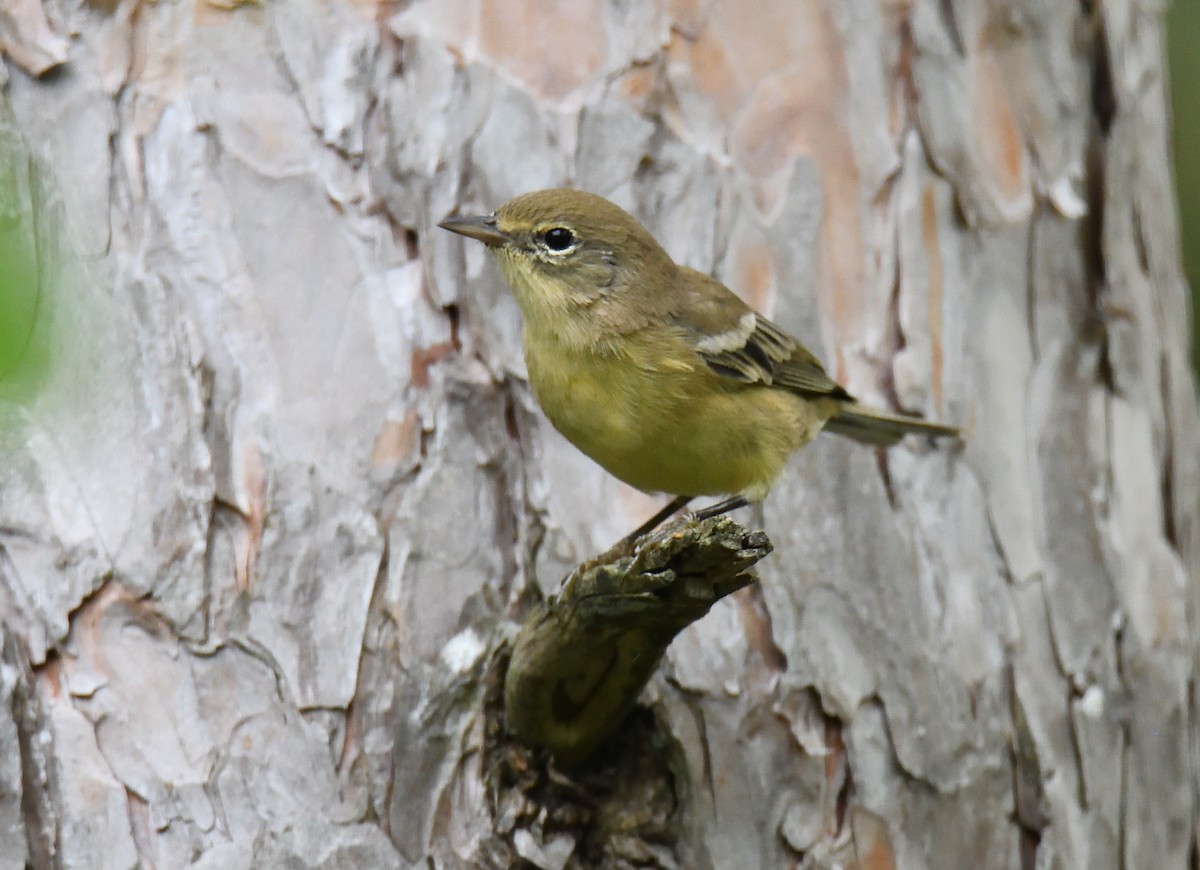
[503,516,773,765]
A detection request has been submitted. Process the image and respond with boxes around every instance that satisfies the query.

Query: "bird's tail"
[824,402,960,446]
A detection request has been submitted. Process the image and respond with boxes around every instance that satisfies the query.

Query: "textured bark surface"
[504,517,769,766]
[0,1,1196,868]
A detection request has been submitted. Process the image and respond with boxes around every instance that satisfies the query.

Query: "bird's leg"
[602,496,693,560]
[625,494,693,544]
[606,493,744,560]
[692,494,749,521]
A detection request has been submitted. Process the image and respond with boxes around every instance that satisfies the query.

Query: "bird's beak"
[438,213,511,247]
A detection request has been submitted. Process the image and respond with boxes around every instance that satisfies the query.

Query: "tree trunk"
[1,1,1195,868]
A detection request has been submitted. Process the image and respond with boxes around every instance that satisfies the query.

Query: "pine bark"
[0,1,1195,868]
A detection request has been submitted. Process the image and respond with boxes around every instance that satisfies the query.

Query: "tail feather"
[825,402,960,446]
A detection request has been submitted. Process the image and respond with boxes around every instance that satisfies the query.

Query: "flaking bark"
[0,1,1195,867]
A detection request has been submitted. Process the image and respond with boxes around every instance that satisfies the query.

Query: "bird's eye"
[541,227,576,252]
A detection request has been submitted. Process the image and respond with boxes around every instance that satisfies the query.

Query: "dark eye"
[542,227,576,252]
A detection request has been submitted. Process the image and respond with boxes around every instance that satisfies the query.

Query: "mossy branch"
[503,516,772,766]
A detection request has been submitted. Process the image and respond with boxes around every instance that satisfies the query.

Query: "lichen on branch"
[503,516,772,765]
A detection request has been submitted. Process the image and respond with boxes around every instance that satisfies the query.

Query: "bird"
[440,189,958,540]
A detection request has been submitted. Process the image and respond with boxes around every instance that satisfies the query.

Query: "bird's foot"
[690,494,750,522]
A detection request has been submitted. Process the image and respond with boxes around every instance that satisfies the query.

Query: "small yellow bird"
[440,189,957,534]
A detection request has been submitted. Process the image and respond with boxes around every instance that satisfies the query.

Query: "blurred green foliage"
[1167,1,1200,366]
[0,149,52,409]
[0,196,50,403]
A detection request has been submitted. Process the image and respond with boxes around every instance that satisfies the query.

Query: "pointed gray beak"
[438,213,511,247]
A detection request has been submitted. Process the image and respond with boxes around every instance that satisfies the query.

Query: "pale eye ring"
[541,227,576,252]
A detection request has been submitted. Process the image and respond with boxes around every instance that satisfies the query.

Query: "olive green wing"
[670,266,852,400]
[669,267,960,445]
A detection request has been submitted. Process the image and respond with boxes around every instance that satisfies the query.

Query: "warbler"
[440,189,958,531]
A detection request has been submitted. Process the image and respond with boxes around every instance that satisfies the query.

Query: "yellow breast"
[522,325,832,499]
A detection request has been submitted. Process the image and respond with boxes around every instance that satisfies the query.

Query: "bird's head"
[439,189,673,322]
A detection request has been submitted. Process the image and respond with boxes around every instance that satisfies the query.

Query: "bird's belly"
[527,343,827,498]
